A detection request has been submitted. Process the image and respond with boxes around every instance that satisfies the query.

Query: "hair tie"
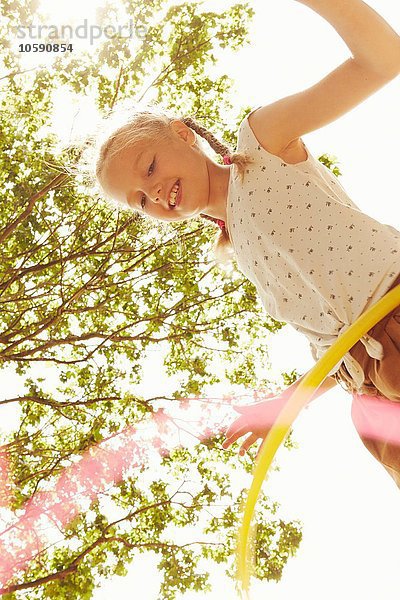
[223,155,232,165]
[200,213,226,231]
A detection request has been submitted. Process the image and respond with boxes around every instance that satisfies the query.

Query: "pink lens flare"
[0,394,239,591]
[0,388,399,592]
[351,392,400,447]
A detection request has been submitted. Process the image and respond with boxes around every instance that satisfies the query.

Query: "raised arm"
[296,0,400,76]
[246,1,400,155]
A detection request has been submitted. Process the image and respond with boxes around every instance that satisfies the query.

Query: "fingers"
[222,423,249,450]
[224,416,247,441]
[239,434,259,456]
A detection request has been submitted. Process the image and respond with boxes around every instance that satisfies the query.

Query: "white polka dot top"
[226,107,400,388]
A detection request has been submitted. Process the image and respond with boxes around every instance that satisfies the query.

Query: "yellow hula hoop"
[236,283,400,597]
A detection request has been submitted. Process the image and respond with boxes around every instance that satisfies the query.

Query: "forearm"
[296,0,400,77]
[281,372,337,403]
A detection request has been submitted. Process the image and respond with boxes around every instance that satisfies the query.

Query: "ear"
[170,120,196,145]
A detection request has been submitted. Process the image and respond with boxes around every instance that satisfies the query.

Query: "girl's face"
[101,120,214,223]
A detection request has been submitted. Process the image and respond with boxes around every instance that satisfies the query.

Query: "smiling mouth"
[168,180,181,209]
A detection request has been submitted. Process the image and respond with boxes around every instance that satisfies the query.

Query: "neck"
[203,157,231,222]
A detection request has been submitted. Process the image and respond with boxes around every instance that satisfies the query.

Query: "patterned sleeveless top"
[226,107,400,389]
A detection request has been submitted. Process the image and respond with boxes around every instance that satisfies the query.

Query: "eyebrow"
[133,150,144,172]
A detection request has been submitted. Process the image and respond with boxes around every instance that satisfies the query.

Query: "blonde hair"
[86,102,253,263]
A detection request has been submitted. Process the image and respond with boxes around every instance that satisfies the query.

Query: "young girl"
[91,0,400,487]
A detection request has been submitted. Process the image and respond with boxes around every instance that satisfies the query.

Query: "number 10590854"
[18,43,73,52]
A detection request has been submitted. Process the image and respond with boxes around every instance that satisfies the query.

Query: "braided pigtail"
[181,116,251,183]
[181,116,252,263]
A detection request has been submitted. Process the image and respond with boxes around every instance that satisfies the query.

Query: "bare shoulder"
[247,107,307,165]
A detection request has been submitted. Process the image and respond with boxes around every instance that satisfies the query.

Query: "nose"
[149,183,163,204]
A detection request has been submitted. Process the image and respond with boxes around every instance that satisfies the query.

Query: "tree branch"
[0,174,68,245]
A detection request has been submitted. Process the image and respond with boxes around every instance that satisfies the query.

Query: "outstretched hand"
[222,394,288,457]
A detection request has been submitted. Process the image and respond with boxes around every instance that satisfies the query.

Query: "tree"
[0,0,346,596]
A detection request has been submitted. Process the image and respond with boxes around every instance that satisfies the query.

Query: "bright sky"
[4,0,400,598]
